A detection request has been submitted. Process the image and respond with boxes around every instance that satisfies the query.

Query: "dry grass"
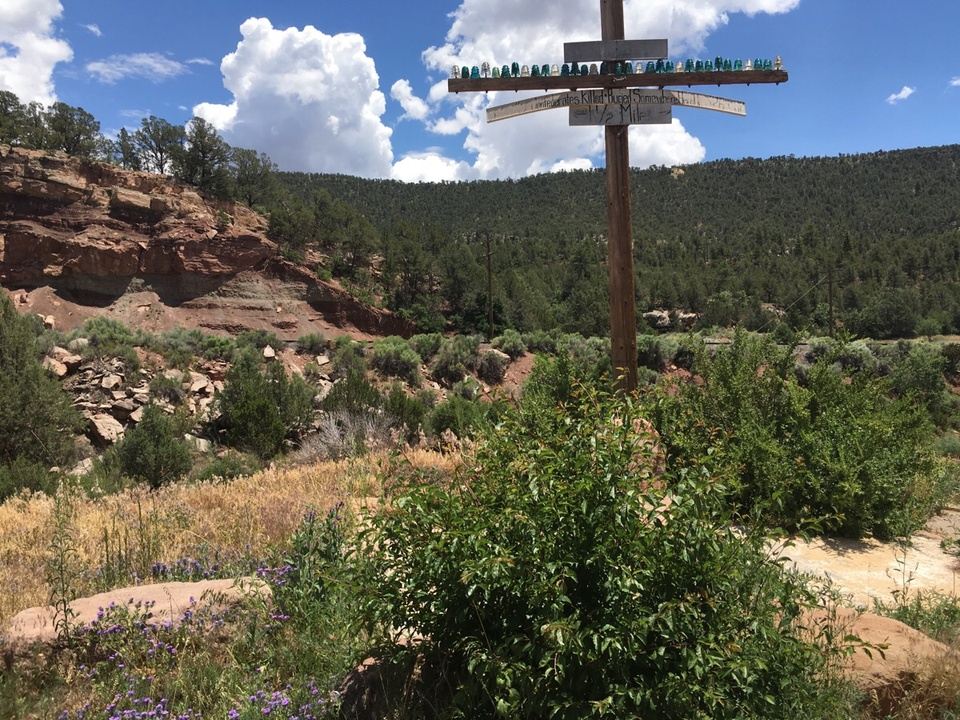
[0,449,457,628]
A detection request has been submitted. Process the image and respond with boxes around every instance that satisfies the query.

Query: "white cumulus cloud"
[886,86,915,105]
[392,152,472,182]
[0,0,73,105]
[195,18,393,178]
[395,0,797,180]
[82,23,102,38]
[86,52,188,84]
[390,79,430,121]
[950,77,960,88]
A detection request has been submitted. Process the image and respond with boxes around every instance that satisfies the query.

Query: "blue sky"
[3,0,959,181]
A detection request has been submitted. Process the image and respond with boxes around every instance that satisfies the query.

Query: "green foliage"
[116,406,192,489]
[0,296,81,496]
[383,384,428,443]
[934,433,960,458]
[72,316,142,370]
[556,333,611,379]
[189,451,261,484]
[321,370,382,416]
[427,395,489,439]
[451,377,482,401]
[0,459,55,502]
[371,336,421,385]
[330,337,367,380]
[133,116,184,174]
[235,329,282,352]
[149,374,184,404]
[152,327,237,363]
[409,333,443,362]
[431,336,479,386]
[653,333,946,539]
[477,350,509,385]
[360,388,851,719]
[491,329,526,359]
[876,591,960,646]
[636,334,679,370]
[172,117,231,198]
[522,329,560,354]
[888,343,951,426]
[296,333,327,355]
[275,506,347,619]
[216,352,315,459]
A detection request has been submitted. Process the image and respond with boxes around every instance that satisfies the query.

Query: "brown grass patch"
[0,449,457,628]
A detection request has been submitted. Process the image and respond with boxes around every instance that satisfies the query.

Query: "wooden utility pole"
[448,0,788,393]
[601,0,638,391]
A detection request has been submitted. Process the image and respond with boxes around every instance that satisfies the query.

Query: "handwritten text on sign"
[486,89,745,123]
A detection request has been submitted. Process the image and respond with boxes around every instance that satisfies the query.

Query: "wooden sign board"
[564,39,668,63]
[486,89,745,124]
[569,103,672,126]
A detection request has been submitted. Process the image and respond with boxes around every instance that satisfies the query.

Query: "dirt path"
[773,509,960,607]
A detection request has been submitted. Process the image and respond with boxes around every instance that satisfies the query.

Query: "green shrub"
[152,327,237,364]
[653,332,945,539]
[0,459,55,502]
[383,384,428,443]
[935,433,960,458]
[149,373,185,404]
[637,334,678,370]
[431,336,479,386]
[491,328,526,359]
[216,351,315,458]
[321,371,382,415]
[71,316,142,370]
[427,396,488,439]
[189,451,261,483]
[942,343,960,378]
[330,337,367,379]
[276,506,346,619]
[888,342,951,426]
[409,333,443,362]
[116,405,192,489]
[521,329,560,354]
[297,333,327,355]
[371,337,421,385]
[0,294,81,494]
[452,377,481,401]
[556,334,611,379]
[360,388,852,719]
[876,591,960,645]
[477,350,509,385]
[235,329,282,352]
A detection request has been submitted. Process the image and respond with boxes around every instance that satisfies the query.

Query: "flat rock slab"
[1,578,269,656]
[773,510,960,607]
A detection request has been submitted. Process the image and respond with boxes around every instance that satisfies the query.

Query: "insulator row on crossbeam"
[454,56,782,80]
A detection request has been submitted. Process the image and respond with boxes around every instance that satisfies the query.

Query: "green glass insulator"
[695,60,704,71]
[531,64,541,77]
[705,60,713,71]
[656,59,665,73]
[492,66,501,78]
[645,61,655,73]
[561,63,570,76]
[581,64,590,76]
[542,64,551,77]
[511,62,520,77]
[734,59,743,71]
[723,59,732,71]
[685,59,695,72]
[624,61,633,74]
[461,66,469,79]
[501,65,511,78]
[764,59,773,70]
[755,58,762,69]
[715,56,723,70]
[665,60,674,72]
[612,62,622,75]
[470,66,480,79]
[599,61,609,75]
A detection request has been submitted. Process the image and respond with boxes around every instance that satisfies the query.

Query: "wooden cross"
[449,0,788,392]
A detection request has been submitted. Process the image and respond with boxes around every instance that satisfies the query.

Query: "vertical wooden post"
[601,0,638,392]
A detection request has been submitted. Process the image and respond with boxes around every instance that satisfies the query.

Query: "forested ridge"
[280,145,960,337]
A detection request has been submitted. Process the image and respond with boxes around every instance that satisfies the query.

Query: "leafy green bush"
[409,333,443,362]
[216,351,315,458]
[431,336,479,386]
[360,388,851,719]
[934,433,960,458]
[383,384,428,443]
[235,329,282,351]
[0,459,55,502]
[297,333,327,355]
[942,343,960,379]
[521,329,560,354]
[321,371,382,416]
[371,336,421,385]
[149,373,184,404]
[71,316,142,370]
[276,506,346,619]
[330,336,367,379]
[152,327,237,364]
[636,334,679,371]
[477,350,509,385]
[116,405,192,489]
[888,342,950,426]
[491,328,526,359]
[556,334,611,379]
[427,396,488,439]
[0,295,81,498]
[653,332,945,539]
[452,377,481,401]
[876,591,960,645]
[189,451,261,483]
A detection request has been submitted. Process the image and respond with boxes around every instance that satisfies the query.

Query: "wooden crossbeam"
[449,69,787,94]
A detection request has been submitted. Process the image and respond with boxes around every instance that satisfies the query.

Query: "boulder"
[87,413,124,445]
[184,434,212,453]
[100,374,123,390]
[262,345,276,360]
[643,310,672,330]
[316,354,331,367]
[41,315,55,330]
[42,357,68,378]
[66,337,89,352]
[1,578,270,666]
[130,407,144,424]
[188,372,211,394]
[67,458,94,477]
[49,346,82,371]
[163,369,185,384]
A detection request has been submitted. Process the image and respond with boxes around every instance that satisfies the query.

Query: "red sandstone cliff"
[0,145,412,339]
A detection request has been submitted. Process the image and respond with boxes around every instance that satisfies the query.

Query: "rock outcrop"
[0,145,411,339]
